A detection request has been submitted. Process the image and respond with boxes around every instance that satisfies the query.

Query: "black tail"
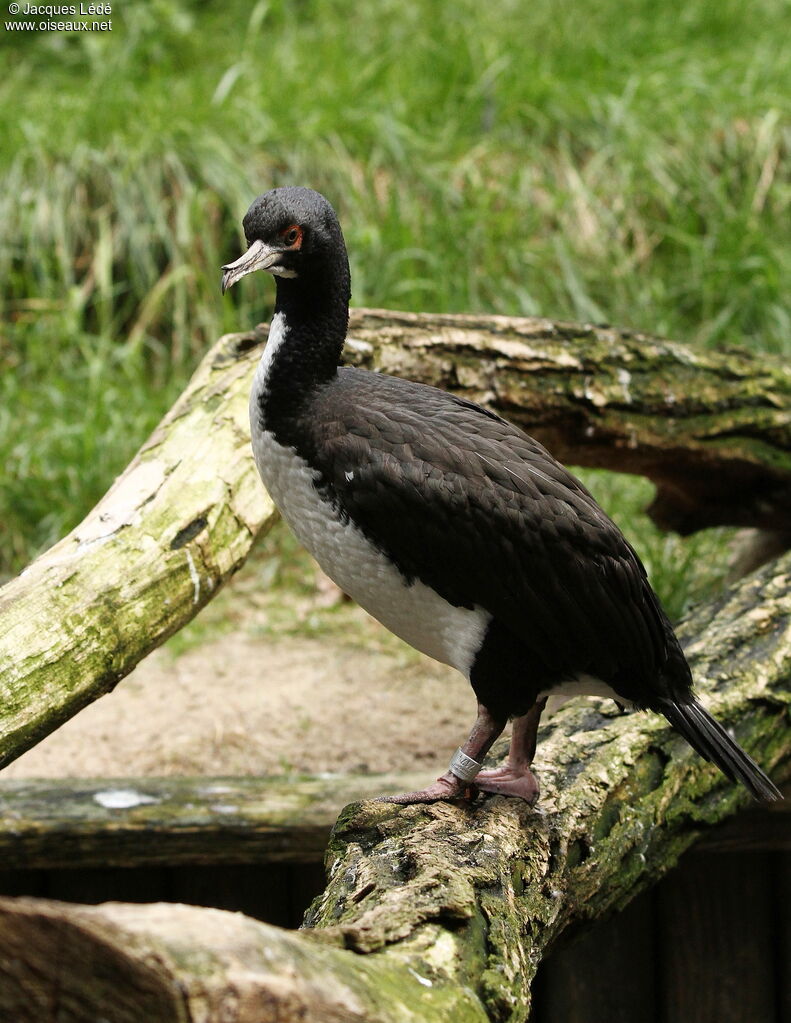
[660,698,781,803]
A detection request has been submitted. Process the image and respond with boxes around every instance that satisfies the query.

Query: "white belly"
[250,421,490,676]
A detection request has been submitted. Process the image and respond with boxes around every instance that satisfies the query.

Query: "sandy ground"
[5,531,473,781]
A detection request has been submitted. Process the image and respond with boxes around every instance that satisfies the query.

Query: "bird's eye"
[281,225,302,247]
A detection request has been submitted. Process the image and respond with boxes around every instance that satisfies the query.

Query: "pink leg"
[473,698,547,804]
[378,703,505,804]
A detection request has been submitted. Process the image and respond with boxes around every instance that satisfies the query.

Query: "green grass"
[2,0,790,615]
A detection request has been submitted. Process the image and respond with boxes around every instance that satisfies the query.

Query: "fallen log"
[2,309,791,773]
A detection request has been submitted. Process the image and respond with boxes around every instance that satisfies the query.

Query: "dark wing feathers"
[308,369,685,704]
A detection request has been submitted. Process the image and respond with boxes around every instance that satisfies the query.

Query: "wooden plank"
[169,863,294,927]
[657,851,775,1023]
[532,892,657,1023]
[45,866,170,907]
[289,861,330,927]
[0,773,430,869]
[0,869,46,899]
[0,863,321,931]
[0,775,788,872]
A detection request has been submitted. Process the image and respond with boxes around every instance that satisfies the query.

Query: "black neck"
[256,251,351,442]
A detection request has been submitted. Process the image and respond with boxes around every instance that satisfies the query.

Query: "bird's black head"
[221,186,349,295]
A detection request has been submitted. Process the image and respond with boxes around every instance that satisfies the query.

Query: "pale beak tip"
[220,240,270,295]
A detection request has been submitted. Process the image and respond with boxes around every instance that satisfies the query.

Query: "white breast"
[249,315,491,677]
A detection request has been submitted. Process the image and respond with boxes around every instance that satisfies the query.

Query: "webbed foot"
[376,770,473,804]
[473,763,540,804]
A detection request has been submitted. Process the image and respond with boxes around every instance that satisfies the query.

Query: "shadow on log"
[0,310,789,1021]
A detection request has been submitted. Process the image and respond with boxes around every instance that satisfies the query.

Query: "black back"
[288,367,692,711]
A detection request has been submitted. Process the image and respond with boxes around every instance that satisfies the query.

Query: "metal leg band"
[449,747,482,783]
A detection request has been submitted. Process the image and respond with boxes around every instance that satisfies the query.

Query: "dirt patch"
[5,537,473,781]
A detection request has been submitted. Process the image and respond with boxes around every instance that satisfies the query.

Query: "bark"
[0,309,790,1020]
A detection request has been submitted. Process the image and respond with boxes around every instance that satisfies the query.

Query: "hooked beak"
[221,239,283,293]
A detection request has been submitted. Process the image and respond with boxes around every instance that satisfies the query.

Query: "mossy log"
[0,330,278,771]
[0,309,790,1020]
[0,772,430,869]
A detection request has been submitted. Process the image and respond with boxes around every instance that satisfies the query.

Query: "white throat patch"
[250,311,289,409]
